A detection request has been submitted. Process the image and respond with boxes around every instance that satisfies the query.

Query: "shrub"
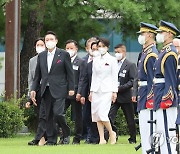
[115,108,139,136]
[65,107,75,135]
[0,100,24,137]
[24,105,38,132]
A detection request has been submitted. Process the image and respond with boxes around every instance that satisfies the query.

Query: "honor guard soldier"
[173,38,180,153]
[173,38,180,126]
[153,20,179,154]
[136,22,158,154]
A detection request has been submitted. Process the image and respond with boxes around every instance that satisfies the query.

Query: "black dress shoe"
[72,137,80,144]
[128,138,136,144]
[84,139,91,144]
[28,140,39,146]
[63,136,70,144]
[72,141,80,144]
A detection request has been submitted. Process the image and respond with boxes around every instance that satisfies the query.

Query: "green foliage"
[23,105,38,132]
[0,99,24,138]
[115,108,139,136]
[0,57,4,70]
[0,0,11,6]
[96,0,180,37]
[65,106,75,135]
[41,0,104,49]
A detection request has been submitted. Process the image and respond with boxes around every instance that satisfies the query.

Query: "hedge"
[0,100,24,138]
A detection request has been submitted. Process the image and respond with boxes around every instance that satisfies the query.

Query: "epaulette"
[147,48,152,54]
[144,52,158,74]
[161,51,178,75]
[166,46,171,52]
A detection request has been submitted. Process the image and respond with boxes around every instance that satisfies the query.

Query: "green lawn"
[0,135,142,154]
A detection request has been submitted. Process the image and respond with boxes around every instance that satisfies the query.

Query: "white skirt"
[91,91,112,122]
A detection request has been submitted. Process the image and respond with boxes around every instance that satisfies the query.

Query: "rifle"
[169,123,180,153]
[146,110,159,154]
[135,143,141,151]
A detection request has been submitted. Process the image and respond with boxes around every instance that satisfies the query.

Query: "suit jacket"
[132,52,142,97]
[116,59,137,104]
[31,48,75,99]
[67,55,86,99]
[81,60,93,97]
[90,53,118,93]
[81,54,93,97]
[28,55,38,91]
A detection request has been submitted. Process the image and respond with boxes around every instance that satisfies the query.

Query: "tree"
[20,0,48,96]
[95,0,180,37]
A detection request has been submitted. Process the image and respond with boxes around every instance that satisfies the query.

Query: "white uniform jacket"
[90,52,119,93]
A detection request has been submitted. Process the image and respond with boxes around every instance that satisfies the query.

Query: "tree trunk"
[20,0,47,97]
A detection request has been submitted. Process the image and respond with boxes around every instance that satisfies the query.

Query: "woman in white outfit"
[89,38,119,144]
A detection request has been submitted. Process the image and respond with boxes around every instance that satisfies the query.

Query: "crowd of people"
[25,19,180,154]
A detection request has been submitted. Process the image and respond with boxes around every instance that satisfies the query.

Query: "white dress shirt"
[47,48,56,73]
[71,54,77,63]
[118,57,126,71]
[87,55,93,63]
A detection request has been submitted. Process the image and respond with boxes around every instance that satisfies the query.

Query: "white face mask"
[98,47,107,55]
[46,41,56,49]
[36,47,45,54]
[89,49,93,56]
[115,53,123,60]
[67,49,76,58]
[156,33,165,44]
[138,35,146,45]
[92,50,100,57]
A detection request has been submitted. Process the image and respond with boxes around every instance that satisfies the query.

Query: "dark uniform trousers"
[41,86,70,144]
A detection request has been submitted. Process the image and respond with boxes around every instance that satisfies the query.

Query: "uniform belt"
[153,78,165,84]
[138,81,147,86]
[178,65,180,70]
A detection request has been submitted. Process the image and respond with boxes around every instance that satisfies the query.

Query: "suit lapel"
[73,56,79,65]
[49,48,61,73]
[43,51,48,74]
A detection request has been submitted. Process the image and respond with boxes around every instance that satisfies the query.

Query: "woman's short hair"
[34,37,45,47]
[97,38,110,47]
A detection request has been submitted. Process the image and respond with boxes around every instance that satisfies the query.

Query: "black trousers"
[109,103,136,141]
[82,100,91,139]
[64,98,83,142]
[41,87,70,144]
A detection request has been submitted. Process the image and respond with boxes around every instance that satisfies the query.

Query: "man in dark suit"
[31,31,75,145]
[81,38,100,144]
[60,39,86,144]
[108,44,137,144]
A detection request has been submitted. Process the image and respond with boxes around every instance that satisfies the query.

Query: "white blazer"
[90,52,119,93]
